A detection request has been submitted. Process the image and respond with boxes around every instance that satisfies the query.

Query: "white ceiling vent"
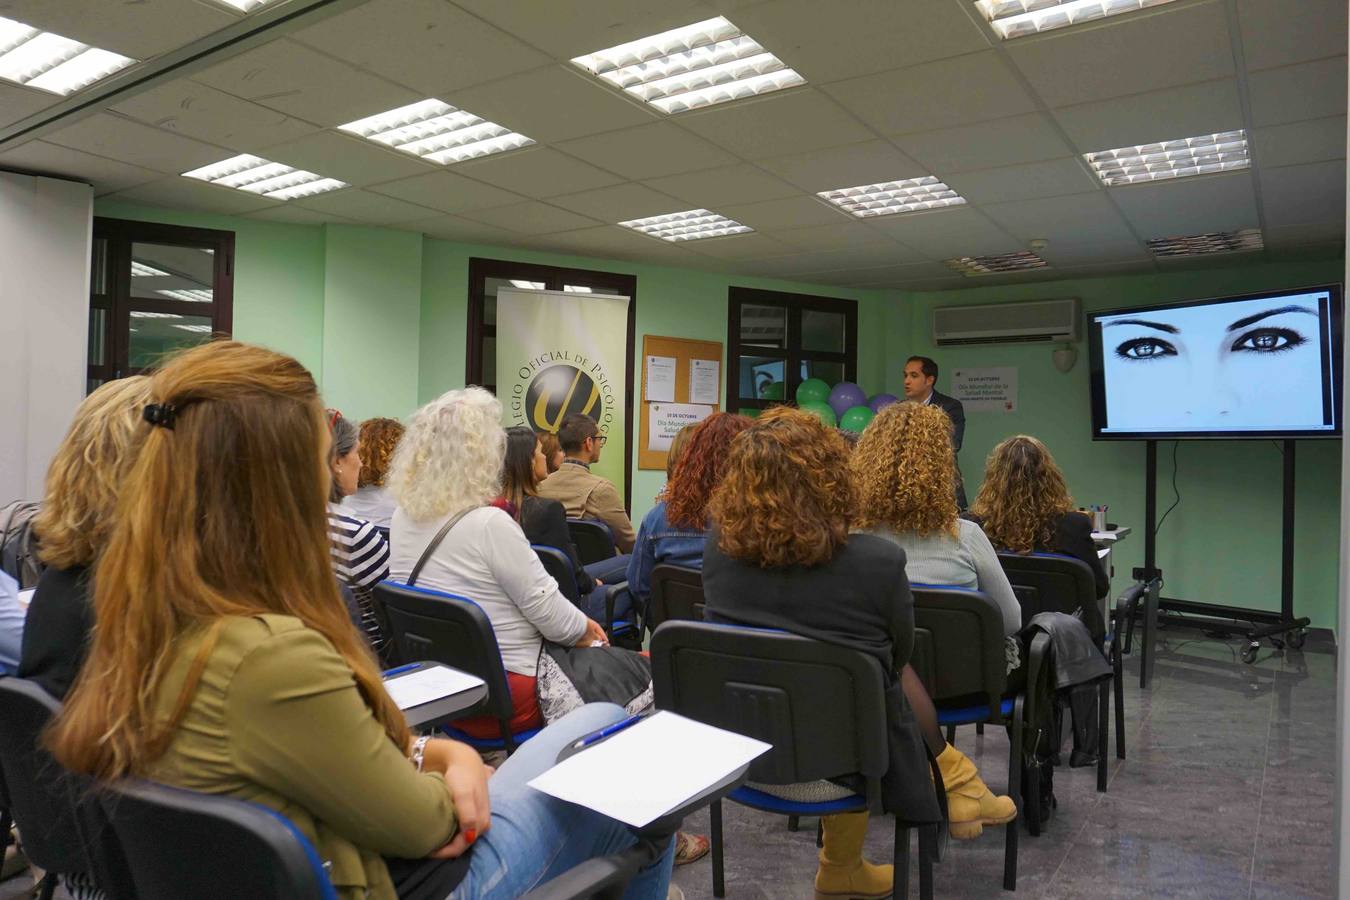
[933,298,1081,346]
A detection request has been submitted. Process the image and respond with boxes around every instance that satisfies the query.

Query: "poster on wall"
[496,288,631,494]
[952,366,1018,413]
[647,402,714,451]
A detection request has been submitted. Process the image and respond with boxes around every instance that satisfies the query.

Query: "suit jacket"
[537,461,636,553]
[927,389,967,508]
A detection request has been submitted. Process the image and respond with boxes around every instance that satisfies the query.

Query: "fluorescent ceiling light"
[172,324,213,333]
[1147,228,1264,258]
[509,280,545,290]
[571,16,805,114]
[976,0,1182,39]
[212,0,281,11]
[944,250,1048,275]
[339,99,533,165]
[130,311,179,319]
[618,209,753,242]
[0,16,135,95]
[818,176,966,218]
[1085,130,1249,186]
[130,261,171,278]
[182,154,348,201]
[157,289,213,302]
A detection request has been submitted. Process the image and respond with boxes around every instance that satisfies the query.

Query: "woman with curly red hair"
[626,412,751,610]
[343,416,404,528]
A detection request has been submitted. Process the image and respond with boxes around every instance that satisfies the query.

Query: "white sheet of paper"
[645,355,677,403]
[17,588,34,610]
[647,402,714,452]
[1097,548,1110,560]
[384,666,485,711]
[528,711,771,828]
[689,359,720,405]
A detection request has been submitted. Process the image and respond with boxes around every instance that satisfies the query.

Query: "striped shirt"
[328,505,391,657]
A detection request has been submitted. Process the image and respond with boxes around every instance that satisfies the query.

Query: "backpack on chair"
[0,501,43,589]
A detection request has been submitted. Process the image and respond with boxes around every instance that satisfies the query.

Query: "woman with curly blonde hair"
[969,435,1109,599]
[343,416,404,528]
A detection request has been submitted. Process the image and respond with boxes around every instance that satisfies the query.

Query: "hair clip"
[143,403,177,430]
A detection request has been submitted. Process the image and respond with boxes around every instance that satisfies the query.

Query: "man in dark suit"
[903,355,968,509]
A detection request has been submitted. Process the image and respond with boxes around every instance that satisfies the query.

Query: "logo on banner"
[509,351,616,434]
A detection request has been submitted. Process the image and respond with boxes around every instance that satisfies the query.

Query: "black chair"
[646,565,706,629]
[0,747,12,866]
[651,620,938,900]
[568,519,617,565]
[534,545,584,606]
[909,585,1052,889]
[372,581,541,753]
[532,545,639,647]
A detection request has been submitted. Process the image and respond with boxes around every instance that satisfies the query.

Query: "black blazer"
[928,389,965,452]
[519,495,594,596]
[966,510,1110,599]
[18,564,92,700]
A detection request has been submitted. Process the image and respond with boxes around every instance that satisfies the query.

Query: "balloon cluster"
[793,378,898,432]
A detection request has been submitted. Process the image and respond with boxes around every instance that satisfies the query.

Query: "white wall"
[0,172,93,502]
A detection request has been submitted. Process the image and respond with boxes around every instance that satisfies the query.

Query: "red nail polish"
[465,829,478,843]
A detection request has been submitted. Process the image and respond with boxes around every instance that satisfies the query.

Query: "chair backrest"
[100,780,337,900]
[567,519,616,565]
[997,552,1104,641]
[651,621,889,793]
[908,586,1008,717]
[533,545,581,606]
[647,565,706,629]
[371,582,512,730]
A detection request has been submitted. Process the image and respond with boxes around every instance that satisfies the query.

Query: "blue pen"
[573,713,645,749]
[383,663,421,678]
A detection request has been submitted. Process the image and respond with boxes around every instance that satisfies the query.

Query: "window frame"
[727,286,858,414]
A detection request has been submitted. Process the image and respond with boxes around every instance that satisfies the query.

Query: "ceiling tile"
[796,260,954,286]
[192,39,421,129]
[293,0,550,96]
[729,0,990,84]
[453,147,624,198]
[558,122,738,180]
[112,79,316,151]
[944,157,1098,205]
[1264,222,1345,250]
[758,140,927,192]
[679,88,874,159]
[549,182,689,222]
[1252,116,1347,170]
[1237,0,1348,72]
[1053,79,1244,154]
[294,189,442,224]
[448,65,658,143]
[262,132,432,187]
[1248,58,1349,128]
[415,213,525,245]
[982,193,1138,245]
[823,51,1037,135]
[643,163,799,207]
[766,242,928,274]
[1109,171,1259,237]
[893,112,1074,173]
[867,206,1025,258]
[458,201,604,234]
[717,194,850,230]
[766,221,898,251]
[682,232,796,260]
[856,274,968,291]
[532,225,702,262]
[367,171,525,214]
[0,140,160,195]
[1035,239,1149,267]
[0,0,236,58]
[244,205,357,226]
[1004,1,1234,107]
[106,177,279,216]
[1259,160,1346,228]
[451,0,718,61]
[0,82,57,129]
[45,113,229,175]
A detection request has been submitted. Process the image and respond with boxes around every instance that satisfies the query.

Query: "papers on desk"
[384,666,485,711]
[528,711,771,828]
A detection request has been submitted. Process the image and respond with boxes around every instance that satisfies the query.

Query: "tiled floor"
[0,621,1336,899]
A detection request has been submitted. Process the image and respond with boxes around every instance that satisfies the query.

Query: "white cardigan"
[389,506,587,676]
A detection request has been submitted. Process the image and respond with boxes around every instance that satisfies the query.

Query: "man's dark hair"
[557,413,599,453]
[907,356,938,381]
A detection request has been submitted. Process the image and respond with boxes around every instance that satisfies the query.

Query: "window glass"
[800,359,845,386]
[128,312,213,369]
[739,304,786,348]
[739,355,788,402]
[90,238,108,295]
[130,243,214,301]
[88,308,106,365]
[801,308,846,353]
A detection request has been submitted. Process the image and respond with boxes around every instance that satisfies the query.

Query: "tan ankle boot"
[813,812,893,900]
[936,744,1017,840]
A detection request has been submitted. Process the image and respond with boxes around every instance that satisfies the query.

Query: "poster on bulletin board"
[639,335,723,470]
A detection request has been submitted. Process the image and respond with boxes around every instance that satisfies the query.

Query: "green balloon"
[796,377,830,404]
[800,401,837,427]
[840,405,875,433]
[760,381,784,401]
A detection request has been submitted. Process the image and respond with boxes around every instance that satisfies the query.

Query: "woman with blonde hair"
[19,376,152,699]
[46,342,673,900]
[969,435,1109,599]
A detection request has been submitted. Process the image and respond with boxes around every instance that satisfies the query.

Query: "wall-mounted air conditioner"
[932,298,1081,346]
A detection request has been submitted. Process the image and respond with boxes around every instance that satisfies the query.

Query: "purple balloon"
[828,382,868,418]
[869,393,899,413]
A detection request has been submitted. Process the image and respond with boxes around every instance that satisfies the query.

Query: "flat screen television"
[1088,284,1343,440]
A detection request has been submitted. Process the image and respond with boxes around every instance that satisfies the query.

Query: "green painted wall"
[896,257,1345,628]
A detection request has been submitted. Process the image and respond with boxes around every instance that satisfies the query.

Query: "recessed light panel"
[0,16,135,95]
[173,324,214,333]
[339,99,534,165]
[212,0,281,11]
[819,176,966,218]
[1147,228,1264,258]
[944,251,1049,276]
[976,0,1182,39]
[157,289,214,302]
[130,261,171,278]
[182,154,348,201]
[571,16,805,114]
[1085,130,1249,186]
[508,280,546,290]
[618,209,752,242]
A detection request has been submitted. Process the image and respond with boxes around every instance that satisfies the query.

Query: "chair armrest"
[1113,583,1148,654]
[604,581,629,633]
[519,844,659,900]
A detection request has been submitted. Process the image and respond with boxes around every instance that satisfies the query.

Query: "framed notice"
[639,335,723,470]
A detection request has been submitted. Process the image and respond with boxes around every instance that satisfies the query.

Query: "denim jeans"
[451,703,675,899]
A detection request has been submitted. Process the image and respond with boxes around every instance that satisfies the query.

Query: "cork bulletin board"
[638,335,724,471]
